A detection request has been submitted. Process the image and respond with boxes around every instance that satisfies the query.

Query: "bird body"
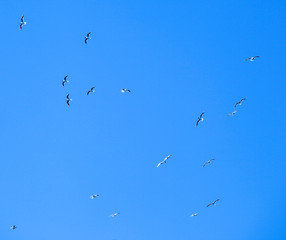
[206,199,220,207]
[157,154,172,167]
[87,87,95,95]
[203,158,215,167]
[196,112,205,126]
[190,213,199,217]
[20,15,26,30]
[245,56,260,61]
[234,98,246,108]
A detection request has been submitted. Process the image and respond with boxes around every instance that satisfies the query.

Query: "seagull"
[157,154,172,167]
[203,158,215,167]
[85,32,91,44]
[66,94,72,106]
[110,212,120,217]
[196,112,205,126]
[121,89,131,93]
[234,98,246,108]
[10,225,17,230]
[90,194,99,199]
[20,15,26,30]
[227,110,238,116]
[206,199,220,207]
[62,75,69,86]
[87,87,95,95]
[190,213,199,217]
[245,56,260,61]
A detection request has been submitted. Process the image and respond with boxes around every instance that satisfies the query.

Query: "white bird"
[245,56,260,61]
[203,158,215,167]
[227,110,238,116]
[121,89,131,93]
[66,94,72,106]
[206,199,220,207]
[10,225,17,230]
[85,32,91,44]
[196,112,205,126]
[87,87,95,95]
[234,98,246,108]
[62,75,69,86]
[20,15,26,30]
[157,154,172,167]
[110,212,120,217]
[190,213,199,217]
[90,194,99,199]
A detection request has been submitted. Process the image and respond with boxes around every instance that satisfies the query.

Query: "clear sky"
[1,0,286,239]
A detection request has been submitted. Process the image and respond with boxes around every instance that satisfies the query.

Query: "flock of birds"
[10,14,261,231]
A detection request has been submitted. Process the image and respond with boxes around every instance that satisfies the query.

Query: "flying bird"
[196,112,205,126]
[203,158,215,167]
[10,225,17,230]
[90,194,99,199]
[190,213,199,217]
[121,89,131,93]
[85,32,91,44]
[62,75,69,86]
[227,110,238,116]
[66,94,72,106]
[245,56,260,61]
[157,154,172,167]
[110,212,120,217]
[20,15,26,30]
[87,87,95,95]
[206,199,220,207]
[234,98,246,108]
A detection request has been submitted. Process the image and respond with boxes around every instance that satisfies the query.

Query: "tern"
[206,199,220,207]
[121,89,131,93]
[203,158,215,167]
[87,87,95,95]
[234,98,246,108]
[110,212,120,217]
[196,112,205,126]
[157,154,172,167]
[66,94,72,106]
[190,213,199,217]
[85,32,91,44]
[20,15,26,30]
[10,225,17,230]
[227,110,238,116]
[62,75,69,86]
[90,194,99,199]
[245,56,260,61]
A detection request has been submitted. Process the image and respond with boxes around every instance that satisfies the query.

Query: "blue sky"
[1,0,286,239]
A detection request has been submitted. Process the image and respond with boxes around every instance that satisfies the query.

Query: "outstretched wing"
[87,90,90,95]
[87,32,91,37]
[64,75,68,80]
[200,112,205,118]
[196,118,200,126]
[21,15,24,22]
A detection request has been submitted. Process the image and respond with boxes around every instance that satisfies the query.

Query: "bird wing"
[66,94,69,99]
[245,57,251,61]
[200,112,205,118]
[87,91,90,95]
[21,15,24,22]
[196,119,200,126]
[64,75,68,80]
[87,32,91,37]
